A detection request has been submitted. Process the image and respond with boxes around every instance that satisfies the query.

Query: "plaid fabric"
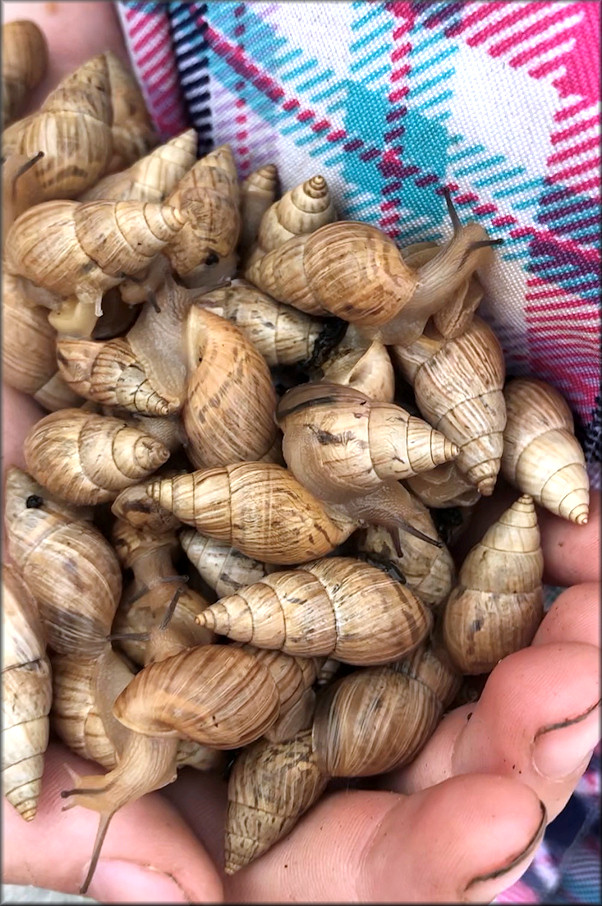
[117,3,601,902]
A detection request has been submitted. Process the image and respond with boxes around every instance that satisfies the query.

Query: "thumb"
[3,741,223,904]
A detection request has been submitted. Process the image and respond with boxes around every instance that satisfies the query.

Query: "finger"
[392,640,600,822]
[3,741,224,904]
[532,582,601,647]
[2,1,129,111]
[222,773,546,903]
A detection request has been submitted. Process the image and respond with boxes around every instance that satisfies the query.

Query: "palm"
[2,3,599,901]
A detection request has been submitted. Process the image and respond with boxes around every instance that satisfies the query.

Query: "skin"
[2,4,600,902]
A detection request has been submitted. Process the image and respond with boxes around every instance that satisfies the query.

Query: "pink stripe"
[527,307,600,322]
[466,4,541,48]
[509,28,578,68]
[555,98,590,121]
[548,135,599,164]
[447,1,508,34]
[138,46,172,82]
[548,156,601,180]
[132,18,166,57]
[488,7,572,57]
[528,57,566,79]
[125,9,151,40]
[551,116,599,144]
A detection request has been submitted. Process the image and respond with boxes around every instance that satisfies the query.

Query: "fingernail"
[532,698,600,780]
[464,799,546,899]
[87,859,188,903]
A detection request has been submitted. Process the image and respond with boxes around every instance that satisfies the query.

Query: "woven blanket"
[117,3,601,902]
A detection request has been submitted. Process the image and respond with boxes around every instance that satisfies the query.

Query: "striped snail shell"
[1,19,48,128]
[239,163,279,256]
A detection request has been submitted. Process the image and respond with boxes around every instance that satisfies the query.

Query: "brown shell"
[196,557,432,665]
[182,307,278,468]
[316,324,395,402]
[104,50,158,173]
[2,564,52,821]
[406,460,482,508]
[224,729,329,874]
[501,377,589,524]
[2,20,48,128]
[179,529,274,598]
[144,462,359,564]
[23,408,170,506]
[391,316,506,495]
[239,163,279,255]
[442,495,544,674]
[113,644,281,748]
[256,174,336,253]
[245,220,417,325]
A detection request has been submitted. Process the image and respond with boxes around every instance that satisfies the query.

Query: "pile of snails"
[2,22,591,894]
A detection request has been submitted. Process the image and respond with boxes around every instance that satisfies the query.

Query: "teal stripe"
[411,44,457,75]
[350,20,392,52]
[475,166,525,188]
[297,69,335,93]
[273,48,303,68]
[351,3,388,30]
[350,44,390,72]
[410,70,455,96]
[414,89,454,112]
[364,64,392,84]
[310,80,347,103]
[409,24,447,50]
[448,144,486,163]
[455,154,506,177]
[493,178,543,198]
[281,59,317,81]
[513,196,541,211]
[325,97,349,114]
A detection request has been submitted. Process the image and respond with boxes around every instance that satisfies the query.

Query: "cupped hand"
[2,4,600,901]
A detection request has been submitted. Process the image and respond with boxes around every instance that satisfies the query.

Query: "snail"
[182,306,279,468]
[391,315,507,495]
[405,460,482,509]
[239,163,279,257]
[2,563,52,822]
[501,377,590,525]
[253,173,337,259]
[23,408,170,506]
[5,198,186,319]
[195,556,432,666]
[245,195,499,331]
[312,323,395,403]
[194,278,343,369]
[311,636,460,777]
[111,478,183,534]
[276,381,459,503]
[1,19,48,128]
[179,529,276,598]
[442,494,544,674]
[2,271,82,411]
[78,128,198,203]
[104,50,158,174]
[2,53,113,207]
[140,462,359,565]
[224,728,329,874]
[164,143,241,288]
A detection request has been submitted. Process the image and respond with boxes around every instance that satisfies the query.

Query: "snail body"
[195,557,432,665]
[277,381,459,504]
[239,163,279,256]
[143,462,359,564]
[5,199,186,318]
[224,728,329,874]
[23,408,170,506]
[406,460,482,509]
[501,378,589,525]
[315,323,395,402]
[442,494,544,674]
[2,20,48,128]
[2,564,52,821]
[392,316,506,495]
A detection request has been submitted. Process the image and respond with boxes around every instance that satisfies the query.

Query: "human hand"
[2,3,600,901]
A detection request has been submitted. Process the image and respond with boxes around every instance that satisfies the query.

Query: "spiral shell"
[501,377,589,525]
[2,20,48,128]
[196,557,432,665]
[113,644,280,748]
[104,50,158,173]
[256,174,336,254]
[239,163,279,255]
[182,306,278,468]
[277,381,458,504]
[165,144,241,287]
[143,463,358,564]
[195,278,328,368]
[391,316,506,495]
[179,529,274,598]
[224,729,329,874]
[406,460,482,509]
[316,324,395,403]
[79,129,198,203]
[2,564,52,821]
[23,408,170,505]
[442,494,544,674]
[4,467,122,657]
[5,199,186,318]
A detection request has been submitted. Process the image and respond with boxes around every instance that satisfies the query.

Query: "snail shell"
[255,173,336,255]
[179,528,275,598]
[2,564,52,821]
[501,377,589,525]
[113,643,281,748]
[442,494,544,674]
[224,728,329,874]
[165,144,241,287]
[195,556,432,665]
[316,323,395,403]
[391,316,506,495]
[4,467,122,658]
[195,278,327,368]
[79,128,198,203]
[182,307,278,468]
[239,163,279,256]
[104,50,158,173]
[2,271,81,411]
[2,53,113,204]
[143,462,359,564]
[311,639,459,777]
[276,381,458,504]
[406,460,482,509]
[5,199,186,318]
[23,408,170,506]
[1,20,48,128]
